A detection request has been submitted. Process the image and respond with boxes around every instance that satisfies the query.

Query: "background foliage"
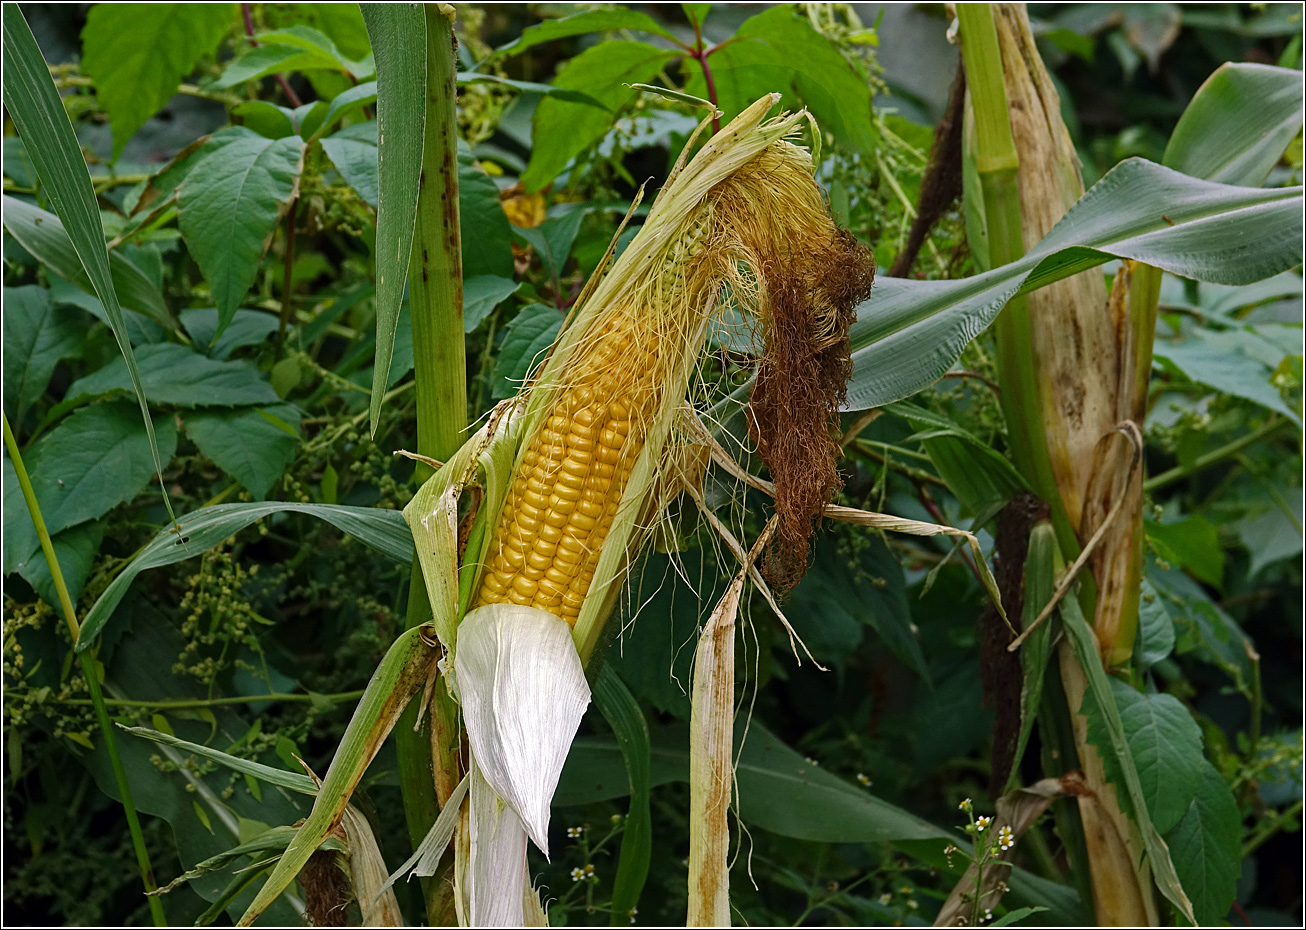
[3,2,1302,926]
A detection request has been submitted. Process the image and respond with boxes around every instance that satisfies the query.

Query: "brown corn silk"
[473,105,874,626]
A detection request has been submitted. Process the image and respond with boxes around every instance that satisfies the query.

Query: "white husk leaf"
[339,805,404,926]
[376,773,470,898]
[467,757,528,927]
[454,603,591,855]
[687,570,745,926]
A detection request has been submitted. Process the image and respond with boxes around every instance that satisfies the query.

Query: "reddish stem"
[240,3,303,108]
[690,23,719,134]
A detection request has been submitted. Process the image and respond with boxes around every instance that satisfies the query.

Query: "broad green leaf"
[493,303,564,399]
[492,9,676,58]
[1235,487,1304,576]
[683,5,877,156]
[1162,761,1242,926]
[1,458,37,576]
[257,25,372,78]
[521,41,678,192]
[1136,580,1177,671]
[80,3,235,161]
[128,127,263,215]
[178,135,305,333]
[2,285,84,421]
[361,4,425,436]
[213,24,371,90]
[1153,327,1302,426]
[180,307,279,359]
[1105,679,1205,834]
[1,196,171,325]
[513,206,588,281]
[66,343,280,407]
[312,81,377,141]
[1062,594,1196,923]
[456,71,607,108]
[183,405,301,500]
[1145,515,1225,588]
[593,667,653,925]
[77,502,414,649]
[843,159,1302,412]
[320,122,382,205]
[1163,63,1304,186]
[463,275,521,332]
[18,401,178,540]
[1147,557,1254,686]
[230,100,296,140]
[989,907,1051,928]
[13,520,104,609]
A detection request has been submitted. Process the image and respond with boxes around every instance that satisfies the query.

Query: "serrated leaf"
[183,405,300,500]
[66,343,280,408]
[463,275,521,332]
[1162,760,1241,925]
[178,135,305,334]
[493,9,675,58]
[13,520,104,609]
[80,3,235,161]
[1,196,171,326]
[683,5,877,156]
[78,501,414,649]
[6,401,177,543]
[493,303,564,399]
[1136,580,1177,670]
[1164,62,1304,186]
[1109,679,1205,834]
[179,307,279,359]
[521,41,677,192]
[2,285,85,421]
[1145,515,1225,588]
[1153,327,1302,426]
[319,123,381,205]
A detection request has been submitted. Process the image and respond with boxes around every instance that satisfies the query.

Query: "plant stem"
[277,196,299,358]
[690,20,720,133]
[241,2,302,107]
[25,689,365,710]
[1144,416,1287,492]
[396,7,465,925]
[3,414,166,927]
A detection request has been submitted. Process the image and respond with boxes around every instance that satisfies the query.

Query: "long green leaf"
[594,666,652,925]
[1163,62,1304,185]
[235,623,440,926]
[1,7,176,525]
[122,726,318,795]
[1060,594,1197,924]
[77,502,414,650]
[361,5,426,436]
[843,158,1302,411]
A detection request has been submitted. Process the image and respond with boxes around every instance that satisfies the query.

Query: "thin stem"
[1144,416,1287,493]
[692,32,720,133]
[1243,798,1303,857]
[241,2,302,107]
[277,197,299,358]
[21,689,365,710]
[3,414,166,926]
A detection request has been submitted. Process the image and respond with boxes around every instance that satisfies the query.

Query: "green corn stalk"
[957,3,1175,924]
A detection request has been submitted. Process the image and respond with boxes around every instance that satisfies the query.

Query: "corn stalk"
[957,3,1169,924]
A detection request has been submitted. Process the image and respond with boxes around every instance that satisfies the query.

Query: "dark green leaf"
[1153,327,1302,426]
[1147,557,1254,686]
[988,906,1050,927]
[14,519,104,609]
[463,275,521,332]
[1109,679,1205,834]
[180,308,279,359]
[593,667,652,925]
[843,159,1303,412]
[178,135,305,333]
[1136,580,1177,671]
[1164,63,1304,186]
[80,3,235,161]
[493,303,564,399]
[78,502,414,649]
[66,343,280,408]
[312,81,377,140]
[2,285,85,421]
[361,4,425,436]
[10,401,178,541]
[683,5,877,156]
[1012,522,1056,790]
[1162,761,1241,926]
[521,41,677,192]
[513,207,588,280]
[231,100,296,140]
[1,196,171,325]
[257,26,371,78]
[1145,515,1225,587]
[183,405,301,500]
[320,125,380,206]
[493,9,675,58]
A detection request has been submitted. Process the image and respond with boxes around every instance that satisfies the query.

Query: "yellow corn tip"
[474,307,662,625]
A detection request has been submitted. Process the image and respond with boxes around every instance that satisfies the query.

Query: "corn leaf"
[843,159,1302,411]
[122,726,319,796]
[77,502,413,650]
[593,666,653,925]
[1,7,177,526]
[361,4,426,436]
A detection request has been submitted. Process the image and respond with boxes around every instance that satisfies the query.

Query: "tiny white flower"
[878,893,892,905]
[628,907,638,924]
[907,900,919,910]
[998,825,1015,850]
[567,826,583,838]
[984,908,994,922]
[570,867,585,882]
[856,772,871,786]
[958,797,972,811]
[804,756,819,766]
[976,815,991,832]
